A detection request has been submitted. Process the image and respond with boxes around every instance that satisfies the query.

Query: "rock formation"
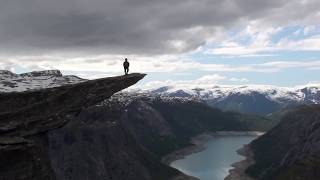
[0,73,145,180]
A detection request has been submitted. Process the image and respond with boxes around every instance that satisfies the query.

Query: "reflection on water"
[170,136,256,180]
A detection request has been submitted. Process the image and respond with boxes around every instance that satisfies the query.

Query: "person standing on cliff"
[123,58,130,75]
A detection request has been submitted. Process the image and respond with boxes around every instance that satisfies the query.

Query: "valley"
[0,70,319,180]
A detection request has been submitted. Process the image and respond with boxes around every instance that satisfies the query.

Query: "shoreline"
[162,131,263,166]
[212,131,264,136]
[162,132,213,165]
[224,145,257,180]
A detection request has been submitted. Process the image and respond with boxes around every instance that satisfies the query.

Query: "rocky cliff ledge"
[0,73,145,180]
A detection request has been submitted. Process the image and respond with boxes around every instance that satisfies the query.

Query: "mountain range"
[136,84,320,115]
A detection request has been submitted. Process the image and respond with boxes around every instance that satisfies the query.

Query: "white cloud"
[195,74,227,84]
[230,77,249,82]
[303,26,316,35]
[276,35,320,51]
[140,74,226,89]
[259,60,320,70]
[208,33,320,56]
[205,20,320,56]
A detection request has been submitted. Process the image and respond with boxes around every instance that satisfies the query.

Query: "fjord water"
[170,136,256,180]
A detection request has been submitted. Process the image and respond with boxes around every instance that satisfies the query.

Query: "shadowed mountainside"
[48,94,272,180]
[0,73,146,180]
[245,104,320,180]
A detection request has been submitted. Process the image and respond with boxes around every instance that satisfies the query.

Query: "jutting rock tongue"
[0,73,146,180]
[0,73,146,137]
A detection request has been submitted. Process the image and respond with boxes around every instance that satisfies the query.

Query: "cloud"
[0,0,319,56]
[140,74,227,89]
[230,78,249,82]
[207,25,320,56]
[258,60,320,70]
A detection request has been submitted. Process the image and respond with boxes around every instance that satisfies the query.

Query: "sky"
[0,0,320,88]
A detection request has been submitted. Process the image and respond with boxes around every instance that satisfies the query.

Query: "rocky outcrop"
[245,104,320,180]
[0,73,145,180]
[0,73,145,137]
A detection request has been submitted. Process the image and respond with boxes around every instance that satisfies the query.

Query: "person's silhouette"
[123,58,130,75]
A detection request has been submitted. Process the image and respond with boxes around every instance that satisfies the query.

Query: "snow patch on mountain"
[0,70,86,92]
[136,84,320,104]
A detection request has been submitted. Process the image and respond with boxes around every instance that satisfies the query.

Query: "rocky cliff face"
[0,73,146,180]
[245,104,320,180]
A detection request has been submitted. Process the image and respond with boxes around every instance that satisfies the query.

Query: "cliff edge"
[0,73,145,180]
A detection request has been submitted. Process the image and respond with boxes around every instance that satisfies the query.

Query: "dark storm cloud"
[0,0,317,55]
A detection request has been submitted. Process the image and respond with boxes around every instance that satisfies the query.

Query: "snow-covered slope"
[131,84,320,115]
[141,84,320,103]
[0,70,86,92]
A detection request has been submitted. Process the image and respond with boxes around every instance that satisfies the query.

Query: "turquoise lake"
[170,135,256,180]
